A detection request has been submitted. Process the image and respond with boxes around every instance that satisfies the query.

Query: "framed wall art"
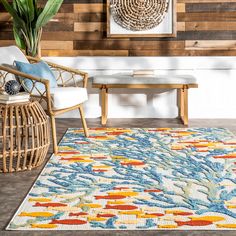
[107,0,176,38]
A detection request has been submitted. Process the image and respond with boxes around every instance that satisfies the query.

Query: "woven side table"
[0,101,50,173]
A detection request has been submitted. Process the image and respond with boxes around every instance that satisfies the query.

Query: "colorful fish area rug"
[7,128,236,230]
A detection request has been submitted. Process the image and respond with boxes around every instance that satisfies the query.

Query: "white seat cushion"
[0,46,29,65]
[50,87,88,110]
[92,74,197,85]
[0,46,29,81]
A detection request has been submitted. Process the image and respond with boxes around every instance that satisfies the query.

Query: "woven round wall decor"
[110,0,170,31]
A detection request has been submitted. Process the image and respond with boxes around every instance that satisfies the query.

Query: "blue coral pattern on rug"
[7,128,236,230]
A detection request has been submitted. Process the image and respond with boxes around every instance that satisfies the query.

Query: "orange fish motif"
[173,211,193,216]
[58,151,80,155]
[97,213,116,218]
[50,219,87,225]
[223,142,236,145]
[69,212,88,217]
[89,136,107,139]
[171,147,183,150]
[214,154,236,159]
[75,141,90,144]
[34,202,67,207]
[144,189,162,193]
[144,213,164,217]
[178,141,200,144]
[113,187,130,190]
[175,220,213,226]
[91,156,107,160]
[121,161,145,166]
[105,204,138,210]
[95,195,126,200]
[93,169,108,172]
[60,157,85,161]
[197,150,208,152]
[141,213,165,218]
[148,128,170,132]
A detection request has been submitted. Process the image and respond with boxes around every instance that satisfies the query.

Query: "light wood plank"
[74,4,104,13]
[177,22,186,31]
[186,22,236,31]
[41,41,73,50]
[186,40,236,50]
[0,13,11,21]
[179,0,236,2]
[74,22,105,32]
[177,3,186,13]
[42,50,129,57]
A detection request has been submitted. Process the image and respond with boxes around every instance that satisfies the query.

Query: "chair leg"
[50,115,58,154]
[79,105,89,137]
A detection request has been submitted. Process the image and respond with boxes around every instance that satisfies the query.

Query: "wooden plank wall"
[1,0,236,56]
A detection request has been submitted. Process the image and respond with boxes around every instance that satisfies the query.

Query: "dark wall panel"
[0,0,236,56]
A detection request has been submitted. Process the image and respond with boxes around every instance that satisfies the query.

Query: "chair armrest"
[26,56,89,88]
[0,65,53,114]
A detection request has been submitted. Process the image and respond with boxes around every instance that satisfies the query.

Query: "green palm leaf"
[0,0,24,26]
[15,0,35,22]
[36,0,63,30]
[0,0,63,56]
[13,25,26,49]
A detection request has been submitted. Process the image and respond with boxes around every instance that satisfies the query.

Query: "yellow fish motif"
[28,198,51,202]
[72,130,84,133]
[107,200,127,205]
[79,203,102,208]
[88,217,107,222]
[217,224,236,228]
[119,210,143,215]
[226,205,236,209]
[165,210,186,214]
[19,212,54,217]
[96,137,114,140]
[158,224,178,229]
[183,132,197,136]
[48,206,80,212]
[108,191,139,197]
[189,216,225,222]
[58,146,73,150]
[92,165,112,169]
[31,224,57,229]
[68,159,93,163]
[194,142,219,147]
[137,214,160,218]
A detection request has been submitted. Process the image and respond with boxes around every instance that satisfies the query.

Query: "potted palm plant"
[0,0,63,57]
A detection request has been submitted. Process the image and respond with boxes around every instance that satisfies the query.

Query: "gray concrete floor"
[1,118,236,236]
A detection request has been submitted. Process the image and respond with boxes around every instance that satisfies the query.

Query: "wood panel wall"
[1,0,236,56]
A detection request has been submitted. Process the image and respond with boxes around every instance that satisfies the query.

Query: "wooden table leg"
[178,88,184,118]
[101,86,108,125]
[179,87,188,126]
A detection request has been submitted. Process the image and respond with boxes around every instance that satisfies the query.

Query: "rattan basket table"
[0,101,50,173]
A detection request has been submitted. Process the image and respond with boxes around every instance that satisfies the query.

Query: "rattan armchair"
[0,46,89,154]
